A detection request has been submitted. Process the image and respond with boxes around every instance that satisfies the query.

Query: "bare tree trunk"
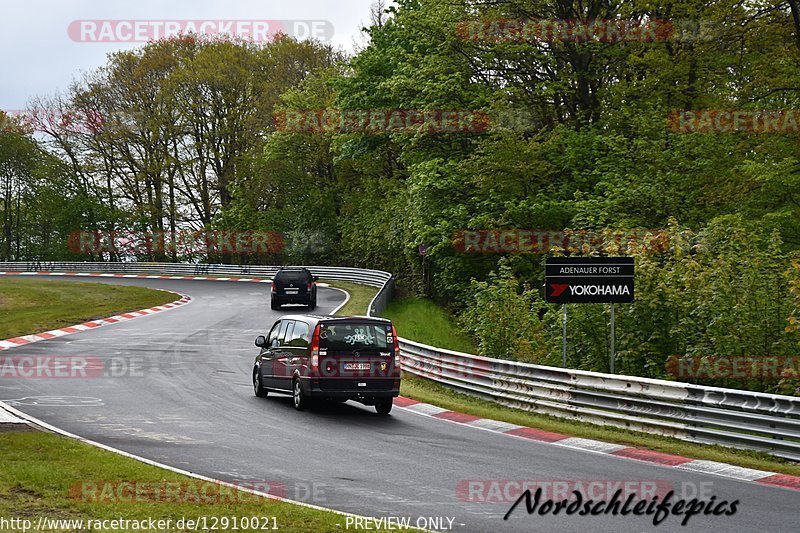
[788,0,800,53]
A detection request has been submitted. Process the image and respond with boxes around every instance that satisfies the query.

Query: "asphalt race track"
[0,276,797,532]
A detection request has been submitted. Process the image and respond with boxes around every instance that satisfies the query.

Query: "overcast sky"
[1,0,376,110]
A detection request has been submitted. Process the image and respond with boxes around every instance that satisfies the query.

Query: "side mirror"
[255,335,266,347]
[313,276,319,282]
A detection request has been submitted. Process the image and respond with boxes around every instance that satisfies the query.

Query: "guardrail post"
[561,304,567,368]
[610,303,615,374]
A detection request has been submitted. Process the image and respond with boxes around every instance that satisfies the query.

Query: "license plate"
[343,362,370,371]
[284,289,298,294]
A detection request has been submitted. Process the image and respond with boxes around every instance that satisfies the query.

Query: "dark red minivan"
[253,315,401,414]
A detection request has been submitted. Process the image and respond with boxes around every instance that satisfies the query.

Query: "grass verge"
[0,278,177,340]
[322,280,376,317]
[0,429,359,532]
[381,297,476,353]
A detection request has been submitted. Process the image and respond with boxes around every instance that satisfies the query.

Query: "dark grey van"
[271,267,318,310]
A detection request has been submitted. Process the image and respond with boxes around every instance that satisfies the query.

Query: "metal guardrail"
[2,261,798,461]
[0,260,392,291]
[0,261,395,313]
[398,339,800,461]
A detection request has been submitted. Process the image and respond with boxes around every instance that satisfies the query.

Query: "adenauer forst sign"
[545,257,635,304]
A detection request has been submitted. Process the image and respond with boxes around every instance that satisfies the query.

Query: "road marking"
[0,400,412,524]
[556,436,626,453]
[403,403,449,416]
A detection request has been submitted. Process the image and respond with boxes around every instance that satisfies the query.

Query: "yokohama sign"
[545,257,635,303]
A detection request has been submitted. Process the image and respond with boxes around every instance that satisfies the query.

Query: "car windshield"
[276,270,307,282]
[319,323,391,351]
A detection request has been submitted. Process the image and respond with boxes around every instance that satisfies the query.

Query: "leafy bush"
[457,218,800,393]
[459,263,551,363]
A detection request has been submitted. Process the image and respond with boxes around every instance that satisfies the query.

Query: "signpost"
[418,243,430,296]
[545,257,635,372]
[561,303,567,368]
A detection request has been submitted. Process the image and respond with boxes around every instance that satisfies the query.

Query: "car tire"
[308,298,316,311]
[375,399,393,415]
[270,300,279,311]
[253,367,268,398]
[293,378,308,411]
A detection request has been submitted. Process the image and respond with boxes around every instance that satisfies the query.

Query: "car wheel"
[375,399,393,415]
[308,298,316,311]
[293,379,308,411]
[270,300,279,310]
[253,367,268,398]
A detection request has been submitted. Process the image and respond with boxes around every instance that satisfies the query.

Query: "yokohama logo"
[568,284,631,296]
[550,284,569,297]
[549,284,631,296]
